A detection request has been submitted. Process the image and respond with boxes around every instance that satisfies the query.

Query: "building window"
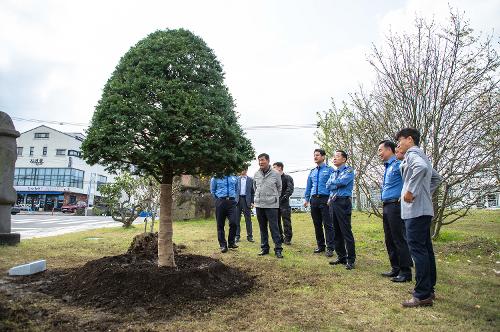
[43,147,47,156]
[68,150,81,157]
[34,132,50,139]
[97,175,108,191]
[14,167,85,189]
[56,149,66,156]
[29,147,34,156]
[17,147,23,156]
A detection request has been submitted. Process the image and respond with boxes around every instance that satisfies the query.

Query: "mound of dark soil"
[27,233,254,317]
[126,232,186,260]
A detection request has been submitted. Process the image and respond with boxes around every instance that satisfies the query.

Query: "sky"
[1,0,499,186]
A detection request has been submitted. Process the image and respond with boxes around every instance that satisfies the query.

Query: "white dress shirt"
[240,176,247,195]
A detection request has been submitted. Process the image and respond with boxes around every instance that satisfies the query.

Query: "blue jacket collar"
[336,164,347,171]
[384,155,397,166]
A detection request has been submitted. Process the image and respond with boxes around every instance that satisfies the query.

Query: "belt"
[383,199,400,206]
[331,196,350,202]
[218,197,235,200]
[240,195,246,197]
[311,194,329,198]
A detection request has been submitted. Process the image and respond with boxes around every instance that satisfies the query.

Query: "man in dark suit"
[236,167,255,242]
[273,162,294,245]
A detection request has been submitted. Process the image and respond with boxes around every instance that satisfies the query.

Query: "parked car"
[11,206,21,215]
[61,204,78,213]
[61,202,87,213]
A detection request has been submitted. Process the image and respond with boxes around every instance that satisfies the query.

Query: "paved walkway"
[11,214,143,239]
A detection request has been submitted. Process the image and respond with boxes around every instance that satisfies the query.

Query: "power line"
[10,116,318,130]
[244,124,318,130]
[11,117,88,127]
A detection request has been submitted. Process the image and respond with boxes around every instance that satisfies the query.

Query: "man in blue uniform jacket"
[210,174,240,253]
[327,150,356,270]
[378,140,413,282]
[304,149,335,257]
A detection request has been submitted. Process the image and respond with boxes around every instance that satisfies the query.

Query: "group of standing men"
[210,127,442,308]
[210,153,294,258]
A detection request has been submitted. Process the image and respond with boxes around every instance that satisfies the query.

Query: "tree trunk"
[431,218,442,239]
[158,176,176,267]
[355,183,362,212]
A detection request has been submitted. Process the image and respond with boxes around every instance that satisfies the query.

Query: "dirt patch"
[0,297,36,331]
[437,237,498,256]
[11,233,255,320]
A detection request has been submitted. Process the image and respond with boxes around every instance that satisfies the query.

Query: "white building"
[290,187,307,211]
[14,125,114,211]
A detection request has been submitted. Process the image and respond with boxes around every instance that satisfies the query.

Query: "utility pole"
[85,173,96,216]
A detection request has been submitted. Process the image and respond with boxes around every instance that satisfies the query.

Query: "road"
[11,214,142,239]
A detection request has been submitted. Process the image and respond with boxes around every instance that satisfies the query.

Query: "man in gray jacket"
[396,128,442,308]
[253,153,283,258]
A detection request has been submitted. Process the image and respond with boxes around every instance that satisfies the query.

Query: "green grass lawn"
[1,210,499,331]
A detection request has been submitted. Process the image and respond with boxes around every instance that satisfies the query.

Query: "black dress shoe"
[325,249,334,257]
[258,250,269,256]
[408,290,435,300]
[345,262,355,270]
[275,251,284,259]
[314,248,326,254]
[402,296,433,308]
[247,237,255,242]
[381,270,400,278]
[391,275,412,283]
[220,247,228,253]
[329,259,347,265]
[228,244,239,249]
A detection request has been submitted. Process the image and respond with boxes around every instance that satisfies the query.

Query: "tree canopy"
[82,29,255,182]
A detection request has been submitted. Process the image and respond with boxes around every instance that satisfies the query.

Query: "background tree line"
[316,10,500,238]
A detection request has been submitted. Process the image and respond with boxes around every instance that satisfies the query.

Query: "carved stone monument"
[0,111,20,245]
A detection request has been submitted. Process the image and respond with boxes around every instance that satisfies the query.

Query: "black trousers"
[236,196,253,238]
[310,196,334,250]
[256,207,282,253]
[277,205,292,242]
[215,198,238,248]
[382,202,412,276]
[405,215,436,300]
[330,197,356,263]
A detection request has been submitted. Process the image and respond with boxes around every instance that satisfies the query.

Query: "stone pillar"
[0,111,20,245]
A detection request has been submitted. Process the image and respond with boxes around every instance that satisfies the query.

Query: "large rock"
[0,111,20,245]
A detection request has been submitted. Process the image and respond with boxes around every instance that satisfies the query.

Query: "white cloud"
[1,0,498,187]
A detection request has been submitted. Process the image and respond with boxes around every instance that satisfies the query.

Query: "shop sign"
[29,158,44,166]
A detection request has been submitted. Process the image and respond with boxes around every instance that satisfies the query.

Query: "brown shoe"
[402,296,433,308]
[408,290,436,300]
